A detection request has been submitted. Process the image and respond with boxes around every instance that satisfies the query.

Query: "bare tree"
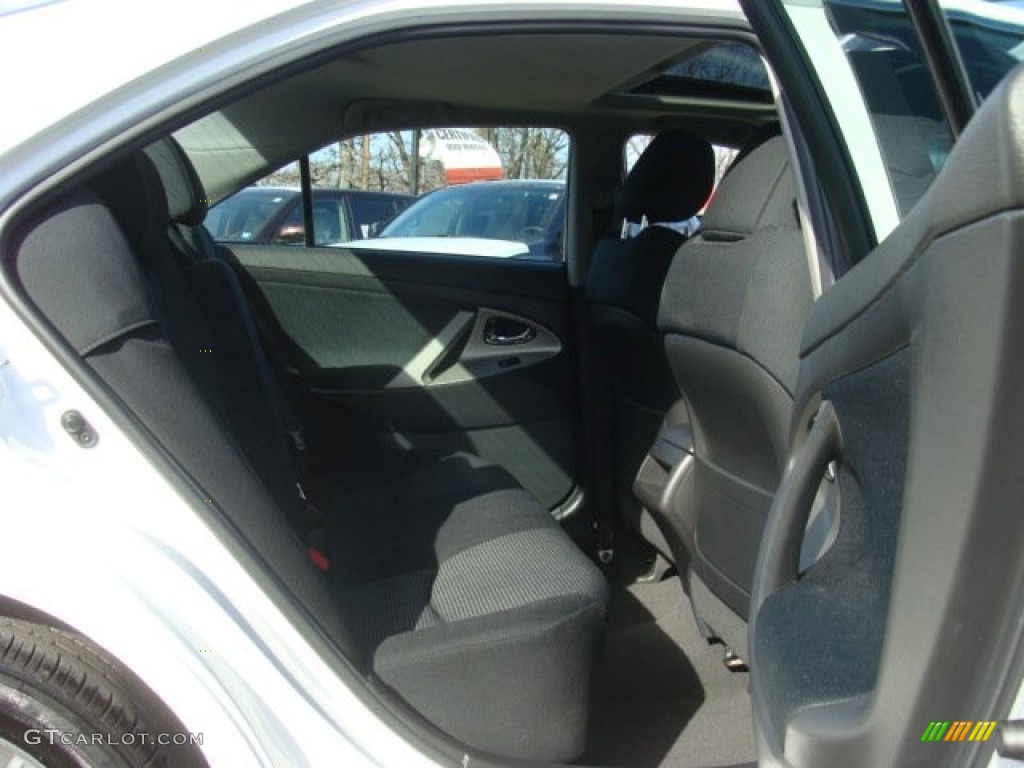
[274,127,570,194]
[260,161,300,187]
[625,135,652,172]
[489,127,567,180]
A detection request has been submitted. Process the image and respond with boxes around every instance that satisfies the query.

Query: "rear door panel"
[225,244,577,508]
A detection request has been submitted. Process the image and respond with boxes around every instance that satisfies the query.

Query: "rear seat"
[14,148,607,762]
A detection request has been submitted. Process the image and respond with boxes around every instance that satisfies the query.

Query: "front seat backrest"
[585,129,715,546]
[657,135,813,646]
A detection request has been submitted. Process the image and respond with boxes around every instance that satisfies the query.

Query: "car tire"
[0,617,206,767]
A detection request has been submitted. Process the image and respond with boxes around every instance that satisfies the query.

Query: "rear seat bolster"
[14,191,359,658]
[374,596,604,762]
[14,191,156,356]
[89,340,354,646]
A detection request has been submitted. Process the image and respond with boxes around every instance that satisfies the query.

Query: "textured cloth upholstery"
[15,149,608,763]
[697,134,795,240]
[319,456,608,761]
[16,192,158,355]
[659,136,810,394]
[376,593,603,760]
[656,135,814,630]
[587,226,686,327]
[14,190,357,657]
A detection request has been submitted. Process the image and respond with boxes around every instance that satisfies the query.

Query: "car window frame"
[742,0,1006,270]
[740,1,878,271]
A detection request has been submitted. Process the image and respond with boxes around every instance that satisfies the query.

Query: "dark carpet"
[582,574,756,768]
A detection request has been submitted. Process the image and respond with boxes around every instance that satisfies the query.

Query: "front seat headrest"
[698,135,793,239]
[620,129,716,224]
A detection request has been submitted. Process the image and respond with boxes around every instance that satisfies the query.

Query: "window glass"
[825,0,955,216]
[629,43,773,103]
[270,201,304,245]
[939,1,1024,105]
[349,196,405,239]
[380,182,565,259]
[347,127,569,260]
[662,43,772,93]
[824,1,1022,218]
[208,127,569,259]
[205,180,298,244]
[386,192,464,238]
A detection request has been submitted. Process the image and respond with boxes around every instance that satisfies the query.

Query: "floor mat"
[583,575,755,768]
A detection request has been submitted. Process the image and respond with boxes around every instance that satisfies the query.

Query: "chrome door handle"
[484,316,536,345]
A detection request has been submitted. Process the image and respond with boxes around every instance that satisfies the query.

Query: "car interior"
[4,4,1024,768]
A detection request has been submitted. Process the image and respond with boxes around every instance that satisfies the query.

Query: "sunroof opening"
[632,42,773,102]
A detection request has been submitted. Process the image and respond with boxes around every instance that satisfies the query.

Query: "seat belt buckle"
[290,429,306,452]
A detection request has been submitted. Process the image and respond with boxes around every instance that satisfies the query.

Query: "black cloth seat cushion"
[322,453,607,762]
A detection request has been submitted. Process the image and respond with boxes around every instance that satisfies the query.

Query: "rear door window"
[340,127,570,261]
[205,183,297,243]
[208,128,569,260]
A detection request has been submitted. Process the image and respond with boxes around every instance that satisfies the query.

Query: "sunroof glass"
[664,42,771,92]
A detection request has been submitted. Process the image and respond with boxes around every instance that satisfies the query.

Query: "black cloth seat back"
[145,137,313,470]
[90,154,306,529]
[584,130,715,543]
[657,136,813,625]
[143,135,216,261]
[13,188,356,656]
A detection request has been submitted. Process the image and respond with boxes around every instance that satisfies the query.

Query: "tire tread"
[0,617,205,768]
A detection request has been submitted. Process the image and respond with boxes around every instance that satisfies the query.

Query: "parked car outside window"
[205,187,415,246]
[339,180,566,259]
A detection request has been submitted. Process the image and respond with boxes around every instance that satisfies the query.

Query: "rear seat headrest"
[16,190,157,356]
[91,152,171,258]
[699,135,794,239]
[144,137,208,226]
[620,129,715,224]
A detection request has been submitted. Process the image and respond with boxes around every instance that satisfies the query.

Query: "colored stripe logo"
[921,721,997,742]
